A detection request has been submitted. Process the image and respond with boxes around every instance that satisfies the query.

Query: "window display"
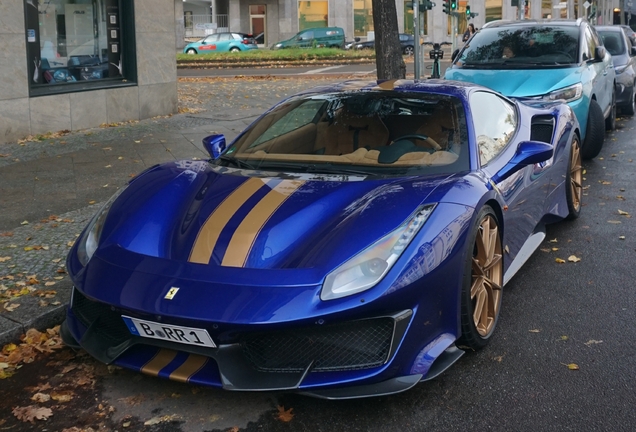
[25,0,132,94]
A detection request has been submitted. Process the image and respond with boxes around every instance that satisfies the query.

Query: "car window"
[232,33,242,40]
[225,92,470,176]
[469,92,517,166]
[598,30,625,56]
[299,31,313,40]
[204,34,219,43]
[219,33,231,41]
[455,25,579,67]
[399,34,409,42]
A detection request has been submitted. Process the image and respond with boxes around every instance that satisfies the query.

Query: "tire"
[403,45,414,56]
[621,83,636,116]
[230,47,240,53]
[457,206,503,351]
[605,89,617,131]
[186,48,197,55]
[581,99,605,160]
[565,135,583,220]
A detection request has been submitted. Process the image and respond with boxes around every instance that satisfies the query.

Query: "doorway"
[249,5,266,46]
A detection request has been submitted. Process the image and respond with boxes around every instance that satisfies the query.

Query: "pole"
[519,1,525,20]
[451,14,457,55]
[414,1,420,80]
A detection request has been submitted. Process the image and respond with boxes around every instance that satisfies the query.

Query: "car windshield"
[454,25,580,68]
[221,91,470,177]
[597,30,625,56]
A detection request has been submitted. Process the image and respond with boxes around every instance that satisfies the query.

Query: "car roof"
[595,26,623,32]
[482,19,585,29]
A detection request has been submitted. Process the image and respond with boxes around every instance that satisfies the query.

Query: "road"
[177,60,454,78]
[1,80,634,432]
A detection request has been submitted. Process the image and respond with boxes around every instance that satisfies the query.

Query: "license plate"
[121,316,217,348]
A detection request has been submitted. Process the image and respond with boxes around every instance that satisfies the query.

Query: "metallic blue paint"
[62,80,581,398]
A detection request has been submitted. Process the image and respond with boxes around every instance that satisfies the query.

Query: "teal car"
[446,19,615,159]
[184,32,258,54]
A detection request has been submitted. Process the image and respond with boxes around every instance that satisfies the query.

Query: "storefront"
[0,0,179,145]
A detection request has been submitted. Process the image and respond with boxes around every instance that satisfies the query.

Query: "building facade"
[0,0,180,145]
[182,0,620,47]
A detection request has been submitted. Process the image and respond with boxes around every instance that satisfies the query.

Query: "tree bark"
[372,0,406,80]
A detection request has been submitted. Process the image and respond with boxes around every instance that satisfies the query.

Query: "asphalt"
[0,77,340,346]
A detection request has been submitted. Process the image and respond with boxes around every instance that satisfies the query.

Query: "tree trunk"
[372,0,406,80]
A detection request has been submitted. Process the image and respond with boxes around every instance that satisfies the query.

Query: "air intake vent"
[530,115,555,143]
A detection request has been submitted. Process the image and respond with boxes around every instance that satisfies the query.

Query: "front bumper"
[62,287,433,398]
[615,75,634,107]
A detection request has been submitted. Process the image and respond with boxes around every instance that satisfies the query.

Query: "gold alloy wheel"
[471,215,503,337]
[570,139,583,212]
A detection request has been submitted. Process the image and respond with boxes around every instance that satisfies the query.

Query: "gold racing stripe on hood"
[221,180,305,267]
[168,354,209,383]
[140,349,178,376]
[189,177,266,264]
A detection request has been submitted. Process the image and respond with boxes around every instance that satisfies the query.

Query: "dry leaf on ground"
[276,405,294,422]
[12,405,53,423]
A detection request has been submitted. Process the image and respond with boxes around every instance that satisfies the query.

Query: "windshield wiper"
[218,155,257,170]
[257,162,374,176]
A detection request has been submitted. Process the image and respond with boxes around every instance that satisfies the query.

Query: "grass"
[177,47,375,62]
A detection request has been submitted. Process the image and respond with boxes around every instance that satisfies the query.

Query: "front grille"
[240,318,394,373]
[71,289,131,343]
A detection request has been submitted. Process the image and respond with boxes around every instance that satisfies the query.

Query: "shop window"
[354,0,373,38]
[298,1,328,31]
[404,1,427,36]
[24,0,136,97]
[485,0,503,23]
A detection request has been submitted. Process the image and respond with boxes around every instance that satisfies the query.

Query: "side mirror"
[491,141,553,184]
[451,49,460,62]
[595,46,607,61]
[631,46,636,56]
[202,134,226,159]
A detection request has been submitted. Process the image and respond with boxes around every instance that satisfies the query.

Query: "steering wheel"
[391,134,441,151]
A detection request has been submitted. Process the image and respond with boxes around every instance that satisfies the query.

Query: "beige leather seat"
[416,100,458,150]
[315,110,390,155]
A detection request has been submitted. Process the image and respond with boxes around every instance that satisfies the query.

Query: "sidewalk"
[0,77,339,346]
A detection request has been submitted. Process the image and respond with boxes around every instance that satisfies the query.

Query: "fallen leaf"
[529,329,541,333]
[51,391,73,402]
[88,200,96,205]
[21,221,29,225]
[12,405,53,423]
[584,339,603,346]
[0,257,11,262]
[540,248,551,253]
[563,363,580,370]
[552,247,559,251]
[619,236,625,240]
[44,281,56,287]
[4,303,20,312]
[549,238,558,243]
[560,335,569,341]
[618,210,630,216]
[568,255,581,263]
[52,258,62,263]
[276,405,294,422]
[555,258,566,264]
[607,220,622,224]
[31,393,50,403]
[104,164,112,168]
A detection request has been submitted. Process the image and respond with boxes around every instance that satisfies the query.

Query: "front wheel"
[622,83,636,116]
[230,47,240,53]
[458,206,503,351]
[581,99,605,160]
[565,136,583,220]
[185,48,197,55]
[403,45,414,56]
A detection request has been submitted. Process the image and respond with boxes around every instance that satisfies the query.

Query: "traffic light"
[451,0,457,10]
[443,0,450,14]
[421,0,435,10]
[466,5,471,17]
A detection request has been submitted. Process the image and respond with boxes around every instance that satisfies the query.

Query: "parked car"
[353,33,416,55]
[619,24,636,46]
[344,37,361,50]
[596,25,636,115]
[183,32,258,54]
[271,27,345,49]
[446,19,616,160]
[61,79,582,399]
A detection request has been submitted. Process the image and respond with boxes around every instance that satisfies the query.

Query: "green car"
[272,27,345,49]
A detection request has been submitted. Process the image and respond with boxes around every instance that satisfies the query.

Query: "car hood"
[445,67,580,97]
[98,162,460,272]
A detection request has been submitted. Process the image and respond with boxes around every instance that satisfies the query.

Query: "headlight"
[541,83,583,102]
[321,205,436,301]
[275,43,282,48]
[355,44,363,49]
[76,186,127,266]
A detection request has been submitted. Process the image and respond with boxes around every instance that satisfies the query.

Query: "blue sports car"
[61,80,582,399]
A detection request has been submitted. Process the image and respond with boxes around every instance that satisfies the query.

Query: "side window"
[300,31,314,40]
[205,34,220,43]
[219,33,232,41]
[249,100,325,148]
[470,92,517,166]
